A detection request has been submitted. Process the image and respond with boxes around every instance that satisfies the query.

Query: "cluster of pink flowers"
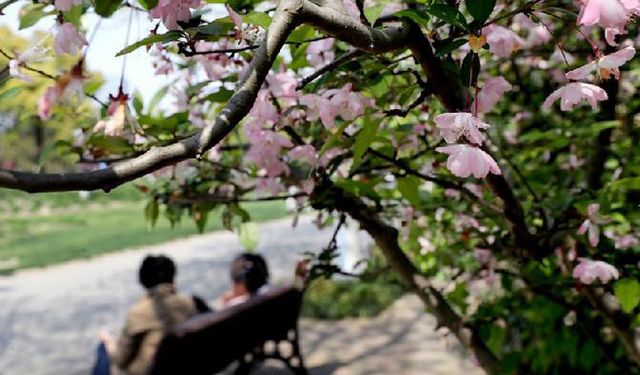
[572,257,619,284]
[577,203,609,247]
[244,122,293,178]
[38,64,84,120]
[544,3,637,111]
[300,83,375,128]
[578,0,640,46]
[150,0,202,30]
[434,112,501,179]
[193,40,244,80]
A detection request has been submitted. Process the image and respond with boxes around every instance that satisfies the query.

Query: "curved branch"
[309,178,502,374]
[1,0,411,193]
[0,0,302,193]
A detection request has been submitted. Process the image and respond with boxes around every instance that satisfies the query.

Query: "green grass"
[301,278,406,320]
[0,200,288,271]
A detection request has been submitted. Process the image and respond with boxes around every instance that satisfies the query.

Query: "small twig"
[297,50,363,90]
[384,87,431,117]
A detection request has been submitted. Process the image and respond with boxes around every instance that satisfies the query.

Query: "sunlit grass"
[0,201,288,271]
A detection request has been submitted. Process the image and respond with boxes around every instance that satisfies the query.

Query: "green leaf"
[289,44,309,70]
[364,4,385,25]
[138,0,158,10]
[435,38,468,57]
[132,90,144,114]
[87,134,134,154]
[425,3,467,29]
[614,279,640,313]
[204,88,234,103]
[193,206,209,233]
[465,0,496,25]
[0,87,21,100]
[144,199,159,228]
[116,31,182,57]
[244,12,272,28]
[94,0,121,17]
[185,20,233,37]
[237,222,260,251]
[19,4,52,29]
[288,25,316,43]
[605,177,640,193]
[460,51,480,87]
[319,120,352,157]
[394,9,430,26]
[62,4,83,27]
[351,116,380,171]
[149,86,169,112]
[397,176,422,208]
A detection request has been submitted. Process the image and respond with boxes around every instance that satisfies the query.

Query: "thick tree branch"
[0,0,302,192]
[310,178,501,374]
[1,0,412,193]
[586,77,619,190]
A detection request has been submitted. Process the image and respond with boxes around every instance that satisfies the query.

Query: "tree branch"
[1,0,411,193]
[0,0,302,192]
[309,178,501,374]
[296,49,364,90]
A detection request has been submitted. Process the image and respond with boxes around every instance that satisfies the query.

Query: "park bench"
[147,286,308,375]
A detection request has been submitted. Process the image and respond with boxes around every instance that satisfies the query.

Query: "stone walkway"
[0,216,480,375]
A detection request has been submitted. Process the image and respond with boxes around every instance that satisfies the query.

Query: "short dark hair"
[230,253,269,294]
[139,255,176,289]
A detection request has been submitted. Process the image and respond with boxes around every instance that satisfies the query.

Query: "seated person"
[218,253,310,309]
[95,255,209,375]
[219,253,271,309]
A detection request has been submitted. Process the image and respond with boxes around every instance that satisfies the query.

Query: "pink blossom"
[543,82,608,111]
[566,46,636,81]
[93,102,127,136]
[226,4,243,30]
[245,126,293,177]
[54,0,82,11]
[288,145,317,165]
[38,86,60,120]
[473,77,512,113]
[473,248,494,266]
[249,91,279,125]
[572,257,619,284]
[266,69,298,101]
[434,112,491,145]
[9,59,31,82]
[578,0,629,30]
[325,84,374,127]
[435,144,502,179]
[301,85,374,128]
[577,203,604,246]
[193,40,238,80]
[318,148,344,168]
[482,25,524,58]
[307,39,335,68]
[615,234,639,249]
[150,0,201,30]
[255,178,285,196]
[55,23,87,55]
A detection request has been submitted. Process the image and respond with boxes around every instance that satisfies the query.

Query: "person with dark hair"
[94,255,209,375]
[220,253,271,308]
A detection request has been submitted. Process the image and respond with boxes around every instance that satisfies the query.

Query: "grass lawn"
[0,200,288,271]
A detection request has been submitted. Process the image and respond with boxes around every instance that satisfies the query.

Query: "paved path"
[0,216,480,375]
